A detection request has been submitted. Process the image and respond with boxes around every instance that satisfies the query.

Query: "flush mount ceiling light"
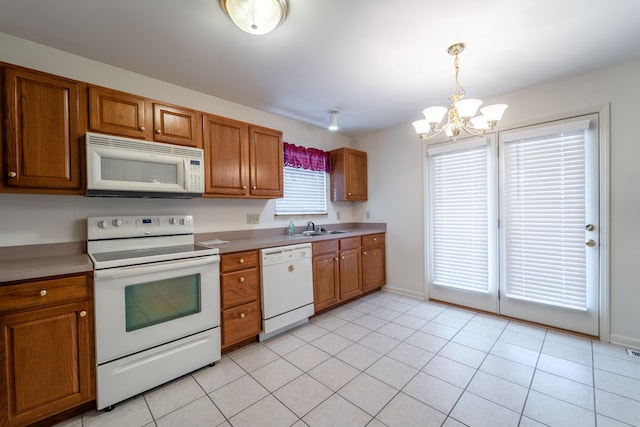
[412,43,508,141]
[328,110,339,131]
[219,0,289,35]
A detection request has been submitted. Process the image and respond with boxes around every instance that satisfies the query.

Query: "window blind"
[502,127,588,310]
[428,143,489,293]
[276,166,327,215]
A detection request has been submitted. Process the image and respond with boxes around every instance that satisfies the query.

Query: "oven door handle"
[94,255,220,280]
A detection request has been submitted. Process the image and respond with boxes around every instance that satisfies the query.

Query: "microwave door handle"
[94,256,220,280]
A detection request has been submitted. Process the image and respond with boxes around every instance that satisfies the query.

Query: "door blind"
[429,143,489,293]
[502,128,588,310]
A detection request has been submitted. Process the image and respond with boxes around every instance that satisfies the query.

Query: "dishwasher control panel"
[260,243,311,266]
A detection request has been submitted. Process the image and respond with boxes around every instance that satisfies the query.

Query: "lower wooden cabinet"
[0,274,94,427]
[220,250,261,349]
[362,233,386,291]
[312,233,385,313]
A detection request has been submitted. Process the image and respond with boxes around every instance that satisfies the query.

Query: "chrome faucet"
[306,221,315,231]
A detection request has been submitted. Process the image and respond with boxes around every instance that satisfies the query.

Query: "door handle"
[585,224,595,231]
[585,239,596,247]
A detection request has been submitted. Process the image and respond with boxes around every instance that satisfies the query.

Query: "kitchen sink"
[300,230,347,236]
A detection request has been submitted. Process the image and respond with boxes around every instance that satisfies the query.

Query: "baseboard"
[381,285,425,300]
[610,333,640,350]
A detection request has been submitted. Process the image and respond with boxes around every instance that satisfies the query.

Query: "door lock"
[585,239,596,247]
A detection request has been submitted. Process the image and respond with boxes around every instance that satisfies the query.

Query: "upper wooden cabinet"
[1,66,86,193]
[88,86,201,148]
[203,114,283,198]
[330,147,367,201]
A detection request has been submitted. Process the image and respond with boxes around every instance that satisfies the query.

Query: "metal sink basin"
[300,229,347,236]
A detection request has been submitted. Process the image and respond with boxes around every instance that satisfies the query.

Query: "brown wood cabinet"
[362,233,386,291]
[330,148,368,201]
[219,250,261,349]
[1,66,86,193]
[203,114,283,198]
[311,240,340,312]
[88,86,201,148]
[0,274,94,427]
[312,236,364,312]
[338,237,362,300]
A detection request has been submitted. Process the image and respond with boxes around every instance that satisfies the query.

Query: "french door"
[427,114,600,336]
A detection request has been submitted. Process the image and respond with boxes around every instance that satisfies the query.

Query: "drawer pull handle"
[374,238,377,241]
[239,277,245,282]
[39,289,47,297]
[80,310,87,318]
[239,258,245,264]
[155,129,162,134]
[252,185,256,190]
[139,126,146,131]
[8,171,17,178]
[240,313,246,318]
[363,251,367,255]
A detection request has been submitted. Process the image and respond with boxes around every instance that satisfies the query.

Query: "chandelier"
[412,43,508,141]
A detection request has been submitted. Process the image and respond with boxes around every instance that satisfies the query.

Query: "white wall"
[0,33,353,245]
[355,59,640,348]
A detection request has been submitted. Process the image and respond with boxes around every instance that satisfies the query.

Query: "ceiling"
[1,0,640,136]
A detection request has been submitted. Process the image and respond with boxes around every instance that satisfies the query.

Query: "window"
[275,143,331,216]
[276,166,327,215]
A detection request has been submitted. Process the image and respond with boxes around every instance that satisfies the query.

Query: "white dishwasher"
[259,243,314,341]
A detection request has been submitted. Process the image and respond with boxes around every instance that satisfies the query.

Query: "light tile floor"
[56,291,640,427]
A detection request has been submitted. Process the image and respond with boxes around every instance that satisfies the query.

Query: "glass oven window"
[125,274,201,332]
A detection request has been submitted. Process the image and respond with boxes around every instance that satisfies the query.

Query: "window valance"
[283,142,332,173]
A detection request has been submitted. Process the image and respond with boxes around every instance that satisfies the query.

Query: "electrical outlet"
[366,211,371,219]
[246,213,260,224]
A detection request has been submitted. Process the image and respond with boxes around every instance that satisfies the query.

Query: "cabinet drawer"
[362,233,385,246]
[312,240,338,256]
[220,250,259,273]
[339,237,361,251]
[221,301,260,347]
[0,274,89,312]
[221,270,259,309]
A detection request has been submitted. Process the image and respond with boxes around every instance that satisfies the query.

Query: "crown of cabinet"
[330,148,368,201]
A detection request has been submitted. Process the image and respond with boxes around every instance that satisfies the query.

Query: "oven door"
[94,255,220,364]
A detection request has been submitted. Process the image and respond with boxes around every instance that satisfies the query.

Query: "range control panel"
[87,215,194,240]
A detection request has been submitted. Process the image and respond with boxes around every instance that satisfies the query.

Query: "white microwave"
[86,132,204,198]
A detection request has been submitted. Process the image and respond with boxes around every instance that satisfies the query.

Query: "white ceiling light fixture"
[328,110,339,131]
[219,0,289,35]
[412,43,508,141]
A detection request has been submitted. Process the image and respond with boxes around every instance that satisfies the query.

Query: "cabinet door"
[0,301,93,426]
[153,103,200,148]
[313,252,340,312]
[248,125,283,198]
[362,244,386,291]
[203,114,249,196]
[345,149,367,200]
[339,248,362,300]
[3,67,84,191]
[88,86,152,139]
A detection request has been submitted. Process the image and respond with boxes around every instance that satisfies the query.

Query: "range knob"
[97,220,109,229]
[169,217,177,225]
[112,219,123,227]
[179,218,186,225]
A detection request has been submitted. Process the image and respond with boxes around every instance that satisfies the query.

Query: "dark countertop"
[0,223,386,283]
[195,223,386,254]
[0,242,93,284]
